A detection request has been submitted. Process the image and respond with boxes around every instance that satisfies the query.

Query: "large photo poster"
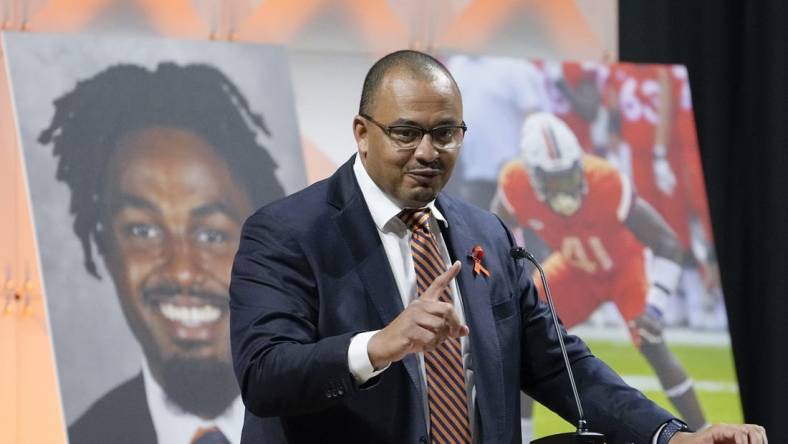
[444,54,737,439]
[4,32,304,443]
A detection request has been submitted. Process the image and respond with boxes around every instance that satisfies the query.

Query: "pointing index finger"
[420,261,461,302]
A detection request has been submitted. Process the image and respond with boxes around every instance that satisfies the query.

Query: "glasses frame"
[359,113,467,151]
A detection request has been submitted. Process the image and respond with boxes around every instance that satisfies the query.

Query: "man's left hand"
[670,424,767,444]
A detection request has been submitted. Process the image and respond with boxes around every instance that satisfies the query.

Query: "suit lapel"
[329,158,423,395]
[438,196,505,443]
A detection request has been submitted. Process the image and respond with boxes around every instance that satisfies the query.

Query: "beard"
[160,357,240,419]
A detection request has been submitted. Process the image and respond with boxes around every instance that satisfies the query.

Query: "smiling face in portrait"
[99,126,251,387]
[354,68,463,208]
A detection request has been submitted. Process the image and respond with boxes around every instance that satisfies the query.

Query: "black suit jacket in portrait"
[230,156,674,444]
[68,373,157,444]
[67,372,285,444]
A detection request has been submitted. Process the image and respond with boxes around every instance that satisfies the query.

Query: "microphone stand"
[510,247,605,444]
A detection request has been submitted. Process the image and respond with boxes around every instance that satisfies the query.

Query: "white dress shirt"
[347,156,476,436]
[141,358,244,444]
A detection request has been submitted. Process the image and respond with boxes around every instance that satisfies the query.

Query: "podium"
[531,431,606,444]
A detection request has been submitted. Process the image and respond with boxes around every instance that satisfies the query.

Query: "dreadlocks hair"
[38,62,286,279]
[359,49,459,116]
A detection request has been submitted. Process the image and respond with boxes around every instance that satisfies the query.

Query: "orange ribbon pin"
[469,245,490,277]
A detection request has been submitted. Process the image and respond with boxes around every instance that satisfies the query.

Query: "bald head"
[359,50,460,116]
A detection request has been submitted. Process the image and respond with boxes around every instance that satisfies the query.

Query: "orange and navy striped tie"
[399,208,472,444]
[190,426,230,444]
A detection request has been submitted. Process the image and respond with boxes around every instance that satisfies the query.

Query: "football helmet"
[520,112,586,216]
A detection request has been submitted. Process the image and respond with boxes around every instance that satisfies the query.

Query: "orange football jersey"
[607,63,693,248]
[499,154,644,277]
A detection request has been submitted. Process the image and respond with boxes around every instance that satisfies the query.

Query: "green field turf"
[531,339,742,439]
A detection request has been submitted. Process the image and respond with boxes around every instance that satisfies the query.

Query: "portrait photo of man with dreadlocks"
[4,33,304,444]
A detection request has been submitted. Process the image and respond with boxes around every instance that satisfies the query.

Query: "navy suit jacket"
[230,156,673,444]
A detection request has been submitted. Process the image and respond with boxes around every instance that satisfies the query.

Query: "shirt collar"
[352,155,448,232]
[141,357,244,444]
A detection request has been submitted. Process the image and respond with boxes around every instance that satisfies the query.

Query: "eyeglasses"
[360,113,467,151]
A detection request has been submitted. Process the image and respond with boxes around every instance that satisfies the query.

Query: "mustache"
[405,161,445,174]
[142,282,227,306]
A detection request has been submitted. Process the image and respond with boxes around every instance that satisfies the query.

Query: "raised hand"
[367,261,469,369]
[670,424,767,444]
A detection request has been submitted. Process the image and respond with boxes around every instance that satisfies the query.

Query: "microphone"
[510,247,605,444]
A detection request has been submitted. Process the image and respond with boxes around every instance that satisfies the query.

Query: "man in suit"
[39,63,287,444]
[230,50,767,444]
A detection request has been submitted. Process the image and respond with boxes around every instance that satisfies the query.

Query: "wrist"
[348,331,392,385]
[367,330,392,370]
[667,431,693,444]
[658,419,690,444]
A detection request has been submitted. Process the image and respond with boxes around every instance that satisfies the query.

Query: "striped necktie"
[190,426,230,444]
[399,208,472,444]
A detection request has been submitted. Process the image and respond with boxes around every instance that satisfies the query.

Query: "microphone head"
[509,247,527,259]
[510,247,537,263]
